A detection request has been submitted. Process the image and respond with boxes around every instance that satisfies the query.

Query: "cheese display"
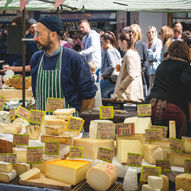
[143,144,163,165]
[13,147,27,163]
[176,173,191,191]
[0,169,17,183]
[0,111,9,123]
[19,167,40,181]
[161,175,169,191]
[26,125,41,140]
[182,136,191,153]
[117,139,142,163]
[13,163,31,175]
[45,159,91,185]
[169,120,176,138]
[0,123,22,134]
[86,163,117,191]
[0,162,13,173]
[13,117,30,128]
[45,125,63,136]
[53,108,76,116]
[148,176,163,189]
[73,138,114,160]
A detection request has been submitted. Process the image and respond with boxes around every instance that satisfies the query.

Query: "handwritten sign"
[0,153,16,163]
[13,134,29,146]
[170,137,183,153]
[140,166,161,182]
[97,123,115,139]
[15,106,29,121]
[69,146,84,159]
[9,109,16,121]
[66,117,84,132]
[27,147,43,164]
[45,141,59,155]
[145,129,163,142]
[137,104,151,117]
[28,110,45,124]
[184,159,191,173]
[127,153,143,167]
[156,159,171,173]
[151,125,168,138]
[46,97,65,112]
[0,96,5,111]
[100,106,114,119]
[97,147,113,163]
[116,123,134,137]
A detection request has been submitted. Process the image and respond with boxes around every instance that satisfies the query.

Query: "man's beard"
[36,36,52,51]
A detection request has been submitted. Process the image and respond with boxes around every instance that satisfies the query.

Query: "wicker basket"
[9,78,31,89]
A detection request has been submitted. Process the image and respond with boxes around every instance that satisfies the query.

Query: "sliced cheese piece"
[19,167,40,181]
[45,125,63,136]
[148,176,163,189]
[13,117,30,128]
[161,175,169,191]
[26,125,41,140]
[44,115,67,127]
[13,163,30,175]
[86,163,117,191]
[169,120,176,138]
[13,147,27,163]
[45,159,91,185]
[176,173,191,191]
[73,138,114,160]
[143,144,163,165]
[53,108,76,116]
[0,169,17,183]
[0,161,13,173]
[182,136,191,153]
[0,123,22,134]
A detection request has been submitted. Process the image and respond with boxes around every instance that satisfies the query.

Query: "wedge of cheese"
[0,169,17,183]
[176,173,191,191]
[26,125,41,140]
[19,167,40,181]
[13,163,30,175]
[53,108,76,116]
[0,161,13,173]
[45,125,63,136]
[148,176,163,189]
[45,159,91,185]
[13,147,27,163]
[13,118,30,128]
[116,134,145,144]
[44,115,67,127]
[0,123,22,134]
[182,136,191,153]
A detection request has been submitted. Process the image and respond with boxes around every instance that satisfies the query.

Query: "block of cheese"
[73,138,114,160]
[161,175,169,191]
[0,111,9,123]
[26,125,41,140]
[117,139,142,164]
[169,120,176,138]
[13,147,27,163]
[176,173,191,191]
[45,159,91,185]
[19,167,40,181]
[13,163,30,175]
[0,169,17,183]
[44,115,67,127]
[148,176,163,189]
[13,117,30,128]
[182,136,191,153]
[86,163,117,191]
[0,161,13,173]
[142,184,160,191]
[45,125,63,136]
[143,144,163,165]
[117,134,145,143]
[0,123,22,134]
[41,135,72,145]
[53,108,76,116]
[112,157,128,178]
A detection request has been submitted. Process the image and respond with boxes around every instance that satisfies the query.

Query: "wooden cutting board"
[19,173,72,190]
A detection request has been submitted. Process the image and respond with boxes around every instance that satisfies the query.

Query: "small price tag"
[116,123,134,137]
[137,104,151,117]
[69,146,84,159]
[13,134,29,146]
[45,141,59,155]
[156,159,171,173]
[9,109,16,121]
[151,125,168,138]
[127,153,143,167]
[46,97,65,112]
[97,123,115,139]
[97,147,114,163]
[100,106,114,119]
[140,166,161,182]
[66,117,84,132]
[145,129,163,142]
[184,159,191,173]
[28,110,46,124]
[27,147,43,164]
[170,137,183,153]
[15,106,29,121]
[0,153,17,163]
[0,96,5,111]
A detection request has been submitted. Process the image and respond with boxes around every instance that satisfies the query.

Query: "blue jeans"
[100,78,115,98]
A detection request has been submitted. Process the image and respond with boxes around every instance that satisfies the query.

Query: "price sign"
[170,137,183,153]
[97,123,115,139]
[45,141,59,155]
[27,147,43,164]
[15,106,29,121]
[100,106,114,119]
[156,159,171,173]
[46,97,65,112]
[127,153,143,167]
[69,146,84,159]
[137,104,151,117]
[66,117,84,132]
[28,110,45,124]
[145,129,163,142]
[13,134,29,146]
[151,125,168,138]
[0,153,16,163]
[97,147,114,163]
[9,109,16,121]
[0,96,5,111]
[184,159,191,173]
[140,166,161,182]
[116,123,134,137]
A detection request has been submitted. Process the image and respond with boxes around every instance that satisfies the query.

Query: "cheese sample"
[26,125,41,140]
[13,163,30,175]
[161,175,169,191]
[143,144,163,165]
[53,108,76,116]
[0,162,13,173]
[169,120,176,138]
[148,176,163,189]
[13,147,27,163]
[19,167,40,181]
[44,115,67,126]
[73,138,114,160]
[45,125,63,136]
[182,136,191,153]
[86,163,117,191]
[176,173,191,191]
[0,123,22,134]
[117,139,142,164]
[45,159,91,185]
[0,169,17,183]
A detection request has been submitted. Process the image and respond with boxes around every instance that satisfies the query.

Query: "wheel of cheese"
[86,163,117,191]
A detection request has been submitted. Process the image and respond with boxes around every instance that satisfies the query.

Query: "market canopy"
[0,0,191,12]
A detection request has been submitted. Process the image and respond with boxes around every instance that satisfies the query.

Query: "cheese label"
[151,125,168,138]
[13,134,29,146]
[28,109,46,124]
[127,152,143,167]
[137,104,151,117]
[100,106,114,119]
[184,159,191,173]
[156,159,171,173]
[170,137,183,153]
[97,122,115,139]
[145,129,163,142]
[0,96,5,111]
[66,117,84,132]
[46,97,65,112]
[116,123,134,137]
[140,166,161,182]
[27,147,43,164]
[0,153,16,163]
[97,147,113,163]
[69,146,84,159]
[9,109,16,121]
[15,106,29,121]
[45,141,59,155]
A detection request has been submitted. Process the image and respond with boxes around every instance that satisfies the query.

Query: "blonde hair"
[146,26,158,43]
[131,24,142,40]
[161,26,174,47]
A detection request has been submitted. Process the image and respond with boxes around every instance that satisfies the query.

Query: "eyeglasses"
[147,31,155,34]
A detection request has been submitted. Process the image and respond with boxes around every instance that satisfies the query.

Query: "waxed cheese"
[19,167,40,181]
[176,173,191,191]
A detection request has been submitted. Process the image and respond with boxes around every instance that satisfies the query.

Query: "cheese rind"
[148,176,163,189]
[0,161,13,173]
[176,173,191,191]
[19,167,40,181]
[13,163,31,175]
[26,125,41,140]
[0,169,17,183]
